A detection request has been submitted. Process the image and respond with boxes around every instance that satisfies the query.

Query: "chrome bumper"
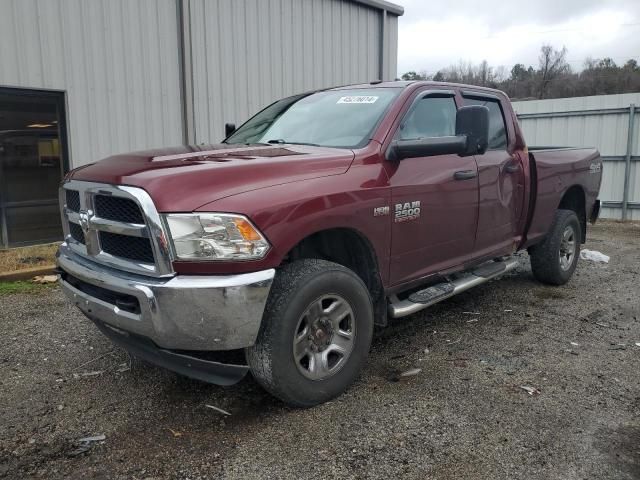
[56,243,275,350]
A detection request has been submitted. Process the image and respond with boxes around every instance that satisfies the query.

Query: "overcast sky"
[397,0,640,76]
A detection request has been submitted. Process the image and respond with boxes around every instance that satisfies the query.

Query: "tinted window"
[397,96,457,140]
[463,97,508,150]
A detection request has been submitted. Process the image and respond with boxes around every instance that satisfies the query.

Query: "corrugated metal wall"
[513,93,640,221]
[0,0,400,167]
[0,0,185,168]
[188,0,399,143]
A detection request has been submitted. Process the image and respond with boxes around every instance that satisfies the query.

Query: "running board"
[388,258,519,318]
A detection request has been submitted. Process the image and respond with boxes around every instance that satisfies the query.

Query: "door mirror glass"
[455,105,490,156]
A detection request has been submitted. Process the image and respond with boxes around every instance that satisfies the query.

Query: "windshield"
[225,88,401,148]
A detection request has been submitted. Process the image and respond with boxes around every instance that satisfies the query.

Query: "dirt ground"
[1,221,639,480]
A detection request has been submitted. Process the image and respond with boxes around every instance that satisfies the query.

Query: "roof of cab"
[330,80,508,97]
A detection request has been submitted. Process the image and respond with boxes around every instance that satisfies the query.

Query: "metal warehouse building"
[0,0,403,248]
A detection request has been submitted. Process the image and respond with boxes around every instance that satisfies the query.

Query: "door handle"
[454,170,477,180]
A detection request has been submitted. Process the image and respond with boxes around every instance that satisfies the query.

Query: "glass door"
[0,87,69,248]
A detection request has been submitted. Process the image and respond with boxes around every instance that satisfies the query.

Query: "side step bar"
[388,258,519,318]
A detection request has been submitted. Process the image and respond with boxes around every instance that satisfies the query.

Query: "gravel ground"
[1,221,639,479]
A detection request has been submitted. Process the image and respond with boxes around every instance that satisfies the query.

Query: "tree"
[400,47,640,100]
[401,71,426,81]
[537,45,570,99]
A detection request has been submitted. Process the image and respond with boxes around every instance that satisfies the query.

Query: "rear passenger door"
[462,92,525,258]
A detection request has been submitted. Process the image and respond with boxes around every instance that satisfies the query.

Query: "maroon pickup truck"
[57,81,602,406]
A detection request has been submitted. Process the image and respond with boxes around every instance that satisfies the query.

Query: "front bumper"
[57,243,275,351]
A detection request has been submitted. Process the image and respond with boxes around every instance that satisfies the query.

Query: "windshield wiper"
[266,139,322,147]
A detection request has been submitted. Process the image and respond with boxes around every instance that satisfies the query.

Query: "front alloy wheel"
[293,295,356,380]
[246,259,374,407]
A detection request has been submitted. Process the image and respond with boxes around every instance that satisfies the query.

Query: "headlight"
[163,213,270,261]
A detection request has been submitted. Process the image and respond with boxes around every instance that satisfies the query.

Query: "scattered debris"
[72,350,115,372]
[635,343,640,347]
[68,434,106,456]
[72,370,105,379]
[168,428,183,438]
[595,322,610,328]
[570,342,579,346]
[32,274,59,284]
[399,368,422,377]
[504,309,513,312]
[453,358,468,368]
[580,249,610,263]
[78,435,106,442]
[115,362,130,373]
[462,312,481,315]
[205,404,232,416]
[466,318,479,323]
[423,347,430,354]
[520,385,541,396]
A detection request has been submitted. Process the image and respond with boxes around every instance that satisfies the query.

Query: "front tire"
[529,209,581,285]
[246,259,373,407]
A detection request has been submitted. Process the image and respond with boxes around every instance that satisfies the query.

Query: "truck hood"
[70,144,355,212]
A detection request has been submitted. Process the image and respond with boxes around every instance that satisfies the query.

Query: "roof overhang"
[351,0,404,16]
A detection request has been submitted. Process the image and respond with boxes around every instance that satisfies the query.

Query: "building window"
[0,88,69,248]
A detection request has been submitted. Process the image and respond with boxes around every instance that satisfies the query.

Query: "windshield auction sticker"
[337,96,379,104]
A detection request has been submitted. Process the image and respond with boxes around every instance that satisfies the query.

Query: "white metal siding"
[0,0,184,168]
[384,13,398,81]
[188,0,396,144]
[513,94,640,221]
[0,0,400,166]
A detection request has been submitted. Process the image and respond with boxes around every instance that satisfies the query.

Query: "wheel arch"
[557,185,586,242]
[282,227,387,326]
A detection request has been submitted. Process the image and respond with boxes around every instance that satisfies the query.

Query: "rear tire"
[246,259,374,407]
[529,209,581,285]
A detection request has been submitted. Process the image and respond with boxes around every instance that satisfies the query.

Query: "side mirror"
[225,123,236,137]
[455,105,489,156]
[386,104,490,161]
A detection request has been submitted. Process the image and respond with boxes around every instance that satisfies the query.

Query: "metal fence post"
[622,103,636,221]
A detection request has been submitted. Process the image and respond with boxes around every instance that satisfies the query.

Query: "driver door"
[386,91,479,286]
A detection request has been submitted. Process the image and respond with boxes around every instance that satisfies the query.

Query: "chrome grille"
[59,180,174,277]
[66,190,81,212]
[99,231,155,263]
[94,195,144,224]
[69,222,85,245]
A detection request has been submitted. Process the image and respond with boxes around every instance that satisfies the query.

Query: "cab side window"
[396,96,457,140]
[463,97,508,150]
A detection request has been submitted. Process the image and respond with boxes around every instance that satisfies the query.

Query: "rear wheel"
[246,259,373,407]
[529,209,581,285]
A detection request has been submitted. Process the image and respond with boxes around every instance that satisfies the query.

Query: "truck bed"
[525,147,602,246]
